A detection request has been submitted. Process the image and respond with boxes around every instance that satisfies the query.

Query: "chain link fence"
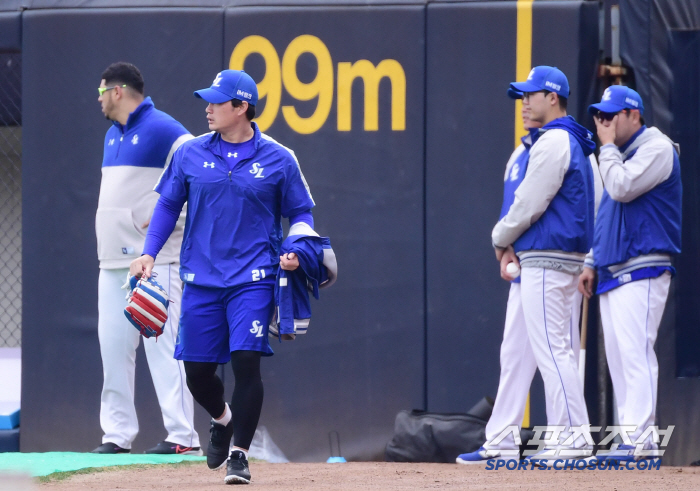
[0,52,22,348]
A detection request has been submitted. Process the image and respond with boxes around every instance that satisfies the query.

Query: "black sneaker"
[145,440,203,456]
[224,450,251,485]
[207,419,234,470]
[92,442,130,454]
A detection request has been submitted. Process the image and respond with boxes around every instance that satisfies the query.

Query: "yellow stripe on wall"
[516,0,534,429]
[514,0,534,149]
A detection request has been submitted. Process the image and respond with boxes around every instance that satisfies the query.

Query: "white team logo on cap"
[603,88,612,101]
[212,72,223,87]
[527,68,536,80]
[545,81,561,91]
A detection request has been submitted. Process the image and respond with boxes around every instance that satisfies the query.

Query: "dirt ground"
[35,461,700,490]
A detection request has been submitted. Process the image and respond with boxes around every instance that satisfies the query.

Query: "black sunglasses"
[597,109,630,121]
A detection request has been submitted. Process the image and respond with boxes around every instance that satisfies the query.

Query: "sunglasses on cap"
[98,85,127,96]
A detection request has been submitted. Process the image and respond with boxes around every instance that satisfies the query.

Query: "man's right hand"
[130,254,155,278]
[499,246,519,282]
[578,267,596,299]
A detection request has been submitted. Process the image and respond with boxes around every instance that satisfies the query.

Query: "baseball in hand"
[506,262,520,278]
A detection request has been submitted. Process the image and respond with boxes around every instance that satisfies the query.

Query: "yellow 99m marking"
[230,34,406,134]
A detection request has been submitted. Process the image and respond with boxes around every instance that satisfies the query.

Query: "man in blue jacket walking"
[129,70,317,484]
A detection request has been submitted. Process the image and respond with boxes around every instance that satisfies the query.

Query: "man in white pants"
[457,84,602,465]
[489,67,596,466]
[92,62,200,455]
[579,86,681,462]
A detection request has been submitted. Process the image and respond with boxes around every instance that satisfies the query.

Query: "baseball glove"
[122,274,169,339]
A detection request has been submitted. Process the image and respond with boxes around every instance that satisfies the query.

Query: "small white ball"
[506,262,520,277]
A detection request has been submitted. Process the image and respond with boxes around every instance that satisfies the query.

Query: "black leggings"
[184,351,264,450]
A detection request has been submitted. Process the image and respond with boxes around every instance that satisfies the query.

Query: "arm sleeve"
[597,140,674,203]
[289,210,314,228]
[590,154,604,218]
[491,130,571,249]
[143,195,186,259]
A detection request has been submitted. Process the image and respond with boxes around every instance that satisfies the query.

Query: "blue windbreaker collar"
[111,96,154,132]
[542,115,596,156]
[202,121,262,157]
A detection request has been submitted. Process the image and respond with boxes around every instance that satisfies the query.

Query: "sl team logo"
[249,162,264,179]
[250,320,264,337]
[212,72,223,87]
[602,88,613,101]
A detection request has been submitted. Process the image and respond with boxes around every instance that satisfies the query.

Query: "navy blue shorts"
[175,279,275,363]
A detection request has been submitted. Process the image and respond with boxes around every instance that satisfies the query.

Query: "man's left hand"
[280,252,299,271]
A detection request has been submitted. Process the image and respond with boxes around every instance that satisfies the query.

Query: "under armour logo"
[203,162,215,168]
[228,152,238,158]
[212,72,223,87]
[108,139,115,146]
[131,135,139,145]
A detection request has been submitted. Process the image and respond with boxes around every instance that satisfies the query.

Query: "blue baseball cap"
[194,70,258,105]
[510,66,570,98]
[588,85,644,116]
[507,87,523,99]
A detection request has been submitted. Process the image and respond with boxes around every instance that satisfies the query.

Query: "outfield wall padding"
[18,1,649,463]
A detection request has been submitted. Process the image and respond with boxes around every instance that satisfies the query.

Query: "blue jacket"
[155,123,315,288]
[513,116,596,255]
[270,225,337,340]
[592,126,681,292]
[97,97,191,268]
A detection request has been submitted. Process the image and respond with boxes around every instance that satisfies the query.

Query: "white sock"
[214,403,232,426]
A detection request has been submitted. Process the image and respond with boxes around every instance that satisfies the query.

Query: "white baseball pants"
[599,272,670,448]
[484,282,582,450]
[520,267,590,447]
[98,264,199,449]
